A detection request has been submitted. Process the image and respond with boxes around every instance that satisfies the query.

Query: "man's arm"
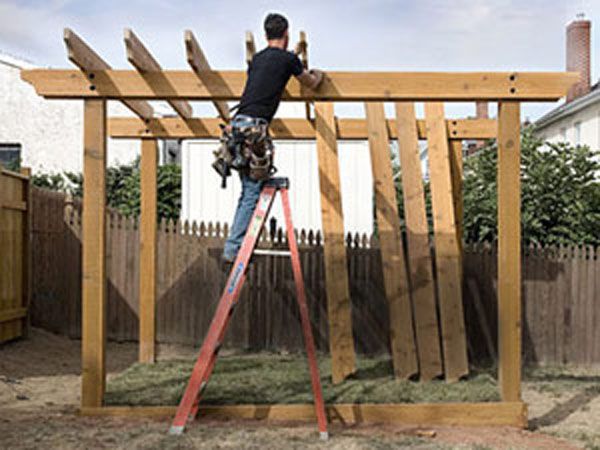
[296,69,324,90]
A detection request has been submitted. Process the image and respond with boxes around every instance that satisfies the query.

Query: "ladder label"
[227,262,244,294]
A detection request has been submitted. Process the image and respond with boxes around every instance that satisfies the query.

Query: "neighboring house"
[535,16,600,149]
[0,51,143,173]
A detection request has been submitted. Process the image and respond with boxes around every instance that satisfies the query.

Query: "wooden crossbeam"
[21,70,578,101]
[108,117,497,140]
[63,28,153,120]
[294,31,311,120]
[245,31,256,66]
[184,31,230,121]
[124,29,192,119]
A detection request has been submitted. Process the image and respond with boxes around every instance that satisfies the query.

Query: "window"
[574,121,582,145]
[0,143,21,169]
[560,127,567,141]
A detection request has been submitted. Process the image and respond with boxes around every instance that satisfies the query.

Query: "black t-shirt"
[236,47,304,122]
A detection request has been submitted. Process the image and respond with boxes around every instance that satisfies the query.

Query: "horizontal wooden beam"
[79,402,527,427]
[108,117,496,140]
[21,70,578,101]
[0,307,27,324]
[124,29,192,119]
[1,200,27,211]
[63,28,153,120]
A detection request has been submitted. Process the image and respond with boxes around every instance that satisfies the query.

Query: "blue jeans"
[223,173,265,261]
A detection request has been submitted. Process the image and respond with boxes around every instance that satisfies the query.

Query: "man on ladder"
[169,13,328,438]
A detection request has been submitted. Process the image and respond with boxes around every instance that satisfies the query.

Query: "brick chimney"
[566,14,591,102]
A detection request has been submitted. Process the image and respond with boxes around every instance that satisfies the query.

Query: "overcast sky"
[1,0,598,120]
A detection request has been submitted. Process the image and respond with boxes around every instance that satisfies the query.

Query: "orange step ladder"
[169,177,328,439]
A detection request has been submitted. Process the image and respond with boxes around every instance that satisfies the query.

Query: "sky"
[1,0,598,120]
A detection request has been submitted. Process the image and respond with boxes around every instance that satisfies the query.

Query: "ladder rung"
[253,249,291,257]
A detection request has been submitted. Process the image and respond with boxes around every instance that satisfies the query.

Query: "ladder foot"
[319,431,329,441]
[168,425,185,435]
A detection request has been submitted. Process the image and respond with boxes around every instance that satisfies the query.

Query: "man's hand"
[296,68,324,90]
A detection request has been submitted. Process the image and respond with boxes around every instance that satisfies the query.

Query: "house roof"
[0,51,37,70]
[535,81,600,130]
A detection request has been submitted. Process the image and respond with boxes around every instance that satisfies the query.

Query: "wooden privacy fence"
[0,166,31,344]
[31,189,600,365]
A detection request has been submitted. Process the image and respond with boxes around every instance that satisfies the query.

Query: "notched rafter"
[294,30,311,120]
[245,31,256,66]
[124,28,192,119]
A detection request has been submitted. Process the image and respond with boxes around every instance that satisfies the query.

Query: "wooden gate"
[0,166,31,343]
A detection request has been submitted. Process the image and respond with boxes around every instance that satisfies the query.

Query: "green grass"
[105,353,500,406]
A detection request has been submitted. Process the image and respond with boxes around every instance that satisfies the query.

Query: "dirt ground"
[1,329,598,450]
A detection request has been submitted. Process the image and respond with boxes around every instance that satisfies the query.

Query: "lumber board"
[63,28,153,120]
[424,102,468,382]
[79,402,528,427]
[294,30,311,120]
[20,167,31,338]
[81,99,107,408]
[20,70,578,101]
[497,101,522,402]
[124,29,192,119]
[449,139,464,278]
[245,31,256,65]
[139,139,157,363]
[108,117,497,140]
[314,102,356,383]
[0,307,27,324]
[184,31,230,121]
[1,200,27,211]
[365,102,417,379]
[394,102,442,380]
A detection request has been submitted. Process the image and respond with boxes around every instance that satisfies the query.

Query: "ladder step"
[253,249,291,257]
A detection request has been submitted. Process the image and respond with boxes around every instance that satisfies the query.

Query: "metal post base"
[168,425,184,435]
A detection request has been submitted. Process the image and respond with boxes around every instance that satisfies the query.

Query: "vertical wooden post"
[139,138,158,363]
[395,103,442,380]
[424,102,468,381]
[449,140,463,250]
[497,101,522,401]
[365,102,417,379]
[81,99,107,408]
[20,167,32,338]
[314,102,356,383]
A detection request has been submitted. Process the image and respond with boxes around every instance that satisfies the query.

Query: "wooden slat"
[139,139,157,363]
[79,402,528,427]
[63,28,153,120]
[108,117,497,140]
[124,29,192,119]
[394,102,442,380]
[365,102,417,379]
[0,307,27,324]
[449,139,464,274]
[21,70,578,101]
[81,99,107,408]
[294,30,311,120]
[245,31,256,65]
[314,102,356,383]
[20,167,31,338]
[424,102,468,381]
[497,101,522,401]
[0,169,30,181]
[1,200,27,211]
[185,31,230,121]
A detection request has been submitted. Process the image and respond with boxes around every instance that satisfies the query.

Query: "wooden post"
[394,103,442,380]
[497,101,522,401]
[81,99,107,408]
[365,102,417,379]
[424,102,468,381]
[314,102,356,383]
[449,140,463,250]
[20,167,32,338]
[139,138,158,363]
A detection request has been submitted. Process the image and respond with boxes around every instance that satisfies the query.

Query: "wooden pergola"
[21,28,577,428]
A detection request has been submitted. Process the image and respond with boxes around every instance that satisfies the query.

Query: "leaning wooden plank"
[124,29,192,119]
[185,31,230,121]
[108,117,498,140]
[497,101,522,402]
[424,102,468,381]
[395,102,442,380]
[139,139,158,363]
[449,139,464,277]
[314,102,356,383]
[63,28,153,120]
[294,31,311,120]
[365,102,417,379]
[79,402,528,427]
[81,99,108,408]
[21,70,579,101]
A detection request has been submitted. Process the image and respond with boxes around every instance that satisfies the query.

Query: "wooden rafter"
[184,31,230,121]
[21,69,579,101]
[245,31,256,66]
[63,28,153,120]
[108,116,497,140]
[123,29,192,119]
[294,31,311,120]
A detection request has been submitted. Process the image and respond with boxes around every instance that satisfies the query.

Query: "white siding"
[540,102,600,149]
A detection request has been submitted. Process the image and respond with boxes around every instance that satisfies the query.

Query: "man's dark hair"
[264,13,288,40]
